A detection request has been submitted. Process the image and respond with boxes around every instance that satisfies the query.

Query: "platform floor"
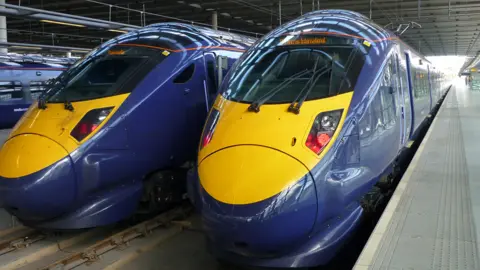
[354,82,480,270]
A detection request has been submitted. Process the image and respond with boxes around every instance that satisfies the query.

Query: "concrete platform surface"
[354,83,480,270]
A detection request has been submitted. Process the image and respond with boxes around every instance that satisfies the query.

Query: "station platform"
[354,83,480,270]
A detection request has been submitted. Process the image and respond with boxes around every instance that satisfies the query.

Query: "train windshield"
[46,45,167,103]
[222,35,368,104]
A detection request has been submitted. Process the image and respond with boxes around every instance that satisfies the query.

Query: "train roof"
[145,22,258,47]
[261,9,431,64]
[0,53,76,66]
[94,22,257,54]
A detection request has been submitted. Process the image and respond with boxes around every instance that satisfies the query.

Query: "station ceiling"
[4,0,479,57]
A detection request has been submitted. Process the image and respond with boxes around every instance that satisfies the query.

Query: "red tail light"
[71,107,113,142]
[306,109,343,155]
[200,109,220,149]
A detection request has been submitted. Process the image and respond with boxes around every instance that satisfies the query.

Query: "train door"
[393,53,406,147]
[404,52,415,140]
[397,52,413,145]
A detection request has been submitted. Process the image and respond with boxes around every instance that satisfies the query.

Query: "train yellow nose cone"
[0,134,68,178]
[198,145,310,205]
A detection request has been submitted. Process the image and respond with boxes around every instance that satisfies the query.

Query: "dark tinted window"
[30,81,50,100]
[222,42,366,104]
[174,64,195,84]
[0,81,22,100]
[379,57,396,125]
[46,46,166,103]
[411,67,429,99]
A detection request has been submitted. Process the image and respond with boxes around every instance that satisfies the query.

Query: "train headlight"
[70,107,113,142]
[305,109,343,155]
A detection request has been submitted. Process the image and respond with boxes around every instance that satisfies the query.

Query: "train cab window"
[45,46,166,103]
[222,38,366,104]
[173,63,195,84]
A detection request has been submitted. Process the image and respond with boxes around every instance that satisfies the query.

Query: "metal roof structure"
[3,0,478,57]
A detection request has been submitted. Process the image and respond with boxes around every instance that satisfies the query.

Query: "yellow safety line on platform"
[406,140,414,148]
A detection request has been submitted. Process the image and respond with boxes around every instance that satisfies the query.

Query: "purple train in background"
[0,54,76,128]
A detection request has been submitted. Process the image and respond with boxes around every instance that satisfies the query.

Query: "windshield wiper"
[288,66,332,114]
[37,75,68,110]
[38,95,47,110]
[38,56,99,110]
[64,100,74,111]
[248,69,311,113]
[333,47,358,94]
[38,79,57,110]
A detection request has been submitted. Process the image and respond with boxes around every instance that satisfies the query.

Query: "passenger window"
[359,105,374,139]
[379,58,396,125]
[0,81,22,100]
[174,63,195,84]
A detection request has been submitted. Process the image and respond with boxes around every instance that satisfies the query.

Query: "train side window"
[173,63,195,84]
[410,65,415,99]
[378,58,396,125]
[359,105,374,139]
[0,81,22,100]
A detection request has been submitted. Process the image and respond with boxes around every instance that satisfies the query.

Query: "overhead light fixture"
[205,8,215,11]
[220,12,231,17]
[40,19,85,28]
[11,46,42,50]
[189,3,202,8]
[71,49,89,53]
[108,29,128,34]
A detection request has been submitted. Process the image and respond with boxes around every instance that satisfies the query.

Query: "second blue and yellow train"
[188,9,451,268]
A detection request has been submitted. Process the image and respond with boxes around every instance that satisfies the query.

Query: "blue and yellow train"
[0,23,254,229]
[188,10,451,268]
[0,54,74,128]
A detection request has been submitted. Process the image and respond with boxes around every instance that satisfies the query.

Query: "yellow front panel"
[8,94,130,154]
[199,92,353,171]
[0,134,68,178]
[199,145,309,204]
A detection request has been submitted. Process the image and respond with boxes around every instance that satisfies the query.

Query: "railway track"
[0,205,214,270]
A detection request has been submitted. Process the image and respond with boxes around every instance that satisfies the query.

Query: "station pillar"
[0,0,7,53]
[212,11,218,30]
[66,51,72,58]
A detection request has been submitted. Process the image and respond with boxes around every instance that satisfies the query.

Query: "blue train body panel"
[187,10,451,268]
[0,23,254,229]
